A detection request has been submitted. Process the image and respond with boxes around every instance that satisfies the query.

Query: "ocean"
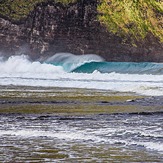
[0,53,163,162]
[0,53,163,96]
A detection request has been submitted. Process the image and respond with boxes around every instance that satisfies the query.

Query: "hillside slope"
[0,0,162,61]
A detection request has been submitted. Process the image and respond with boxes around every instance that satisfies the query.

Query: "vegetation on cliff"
[0,0,162,42]
[0,0,76,21]
[98,0,163,42]
[0,0,42,20]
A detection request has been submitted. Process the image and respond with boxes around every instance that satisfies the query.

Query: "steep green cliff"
[0,0,162,42]
[98,0,163,42]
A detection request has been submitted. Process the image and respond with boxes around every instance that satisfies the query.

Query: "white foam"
[0,55,163,96]
[1,128,163,152]
[0,55,64,74]
[0,129,102,142]
[138,142,163,152]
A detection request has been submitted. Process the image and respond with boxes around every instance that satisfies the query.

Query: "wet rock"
[126,99,135,102]
[100,101,110,104]
[35,115,51,120]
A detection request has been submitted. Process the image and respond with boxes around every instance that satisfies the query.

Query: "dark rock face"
[0,0,162,61]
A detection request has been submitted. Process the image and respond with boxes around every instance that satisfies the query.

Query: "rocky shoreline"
[0,86,163,115]
[0,0,163,62]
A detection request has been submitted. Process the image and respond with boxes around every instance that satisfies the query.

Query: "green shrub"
[0,0,76,21]
[98,0,163,42]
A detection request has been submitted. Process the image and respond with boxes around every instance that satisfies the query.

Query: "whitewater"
[0,53,163,162]
[0,53,163,96]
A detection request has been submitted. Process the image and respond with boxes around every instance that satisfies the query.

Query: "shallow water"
[0,53,163,162]
[0,86,163,162]
[0,113,163,162]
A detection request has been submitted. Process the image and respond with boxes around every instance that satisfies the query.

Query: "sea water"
[0,53,163,96]
[0,113,163,162]
[0,53,163,161]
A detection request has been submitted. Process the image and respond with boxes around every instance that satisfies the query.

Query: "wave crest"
[45,53,104,72]
[0,55,64,74]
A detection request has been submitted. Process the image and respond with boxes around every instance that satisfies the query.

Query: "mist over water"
[0,53,163,96]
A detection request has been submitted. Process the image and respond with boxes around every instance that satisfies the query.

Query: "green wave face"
[45,53,163,74]
[72,62,163,74]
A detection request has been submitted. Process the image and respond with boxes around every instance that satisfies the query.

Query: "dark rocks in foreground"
[0,0,162,62]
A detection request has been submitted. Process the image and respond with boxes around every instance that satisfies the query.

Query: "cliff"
[0,0,163,62]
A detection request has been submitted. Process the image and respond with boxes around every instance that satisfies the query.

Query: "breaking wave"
[0,53,163,96]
